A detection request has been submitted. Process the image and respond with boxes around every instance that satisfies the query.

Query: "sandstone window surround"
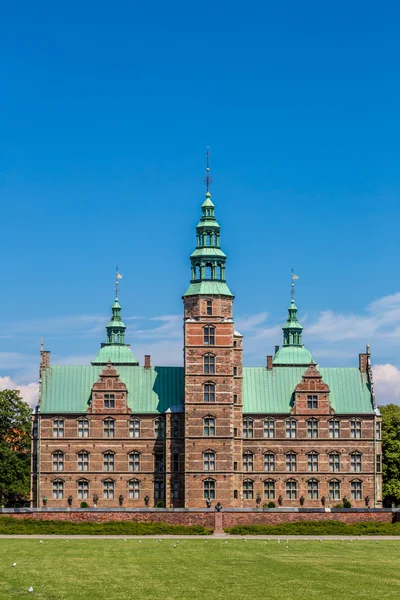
[243,452,254,472]
[129,451,141,472]
[307,395,318,409]
[203,478,216,500]
[104,393,115,409]
[285,478,297,499]
[285,452,297,472]
[350,452,362,472]
[329,452,340,472]
[128,478,140,499]
[203,416,216,436]
[103,452,115,472]
[52,418,64,438]
[350,419,362,439]
[307,478,319,500]
[203,382,216,403]
[77,451,89,472]
[243,417,254,438]
[203,354,215,375]
[285,418,297,439]
[351,479,362,500]
[264,419,275,439]
[52,478,64,499]
[329,419,340,439]
[77,478,89,500]
[203,325,215,345]
[103,418,115,438]
[264,452,275,472]
[103,478,115,499]
[329,479,341,500]
[52,451,64,472]
[129,418,141,439]
[78,418,89,438]
[307,451,319,472]
[307,418,319,439]
[243,479,254,500]
[264,479,275,499]
[203,450,216,471]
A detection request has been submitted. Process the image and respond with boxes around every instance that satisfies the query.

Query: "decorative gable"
[291,362,333,415]
[88,361,129,414]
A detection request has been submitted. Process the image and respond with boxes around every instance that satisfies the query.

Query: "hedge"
[225,520,400,536]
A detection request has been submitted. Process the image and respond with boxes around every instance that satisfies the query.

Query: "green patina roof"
[196,219,220,229]
[41,366,184,414]
[183,281,234,297]
[273,346,313,365]
[202,193,215,208]
[40,364,374,415]
[190,248,227,258]
[92,344,138,365]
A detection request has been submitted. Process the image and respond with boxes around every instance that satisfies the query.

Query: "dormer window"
[104,394,115,409]
[307,395,318,409]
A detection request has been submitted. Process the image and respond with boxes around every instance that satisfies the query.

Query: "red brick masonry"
[1,509,395,529]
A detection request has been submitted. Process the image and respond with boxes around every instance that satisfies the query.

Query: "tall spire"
[282,269,303,346]
[183,149,233,297]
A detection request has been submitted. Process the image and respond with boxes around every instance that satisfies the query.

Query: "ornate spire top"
[283,272,303,347]
[115,265,123,298]
[291,267,299,302]
[203,147,213,195]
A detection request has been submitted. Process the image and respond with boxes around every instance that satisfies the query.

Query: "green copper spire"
[183,150,233,297]
[106,297,126,344]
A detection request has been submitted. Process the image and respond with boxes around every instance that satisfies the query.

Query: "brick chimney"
[359,352,367,373]
[267,355,273,370]
[40,340,50,373]
[144,355,151,369]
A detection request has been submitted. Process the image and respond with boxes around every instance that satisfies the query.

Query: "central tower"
[182,152,243,508]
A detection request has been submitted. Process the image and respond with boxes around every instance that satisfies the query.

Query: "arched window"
[103,418,115,438]
[350,452,362,473]
[77,479,89,500]
[329,452,340,472]
[203,451,216,471]
[154,417,165,439]
[350,420,362,439]
[264,419,275,439]
[307,452,318,472]
[129,478,140,500]
[129,452,140,472]
[129,418,141,439]
[53,418,64,438]
[285,418,297,439]
[285,479,297,499]
[52,479,64,499]
[203,478,215,499]
[77,451,89,472]
[195,265,201,279]
[205,263,213,279]
[264,479,275,500]
[243,479,254,500]
[329,479,341,500]
[204,382,216,402]
[216,264,222,279]
[243,452,254,472]
[52,451,64,472]
[203,354,215,374]
[78,419,89,438]
[264,452,275,472]
[204,416,216,436]
[243,417,254,438]
[103,452,115,472]
[351,479,362,500]
[307,479,319,500]
[103,479,114,499]
[206,234,212,246]
[285,452,297,472]
[307,419,319,439]
[329,419,340,439]
[204,326,215,345]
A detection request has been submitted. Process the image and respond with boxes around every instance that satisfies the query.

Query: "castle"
[31,168,382,509]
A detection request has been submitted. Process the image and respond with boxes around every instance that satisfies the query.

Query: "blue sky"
[1,1,400,405]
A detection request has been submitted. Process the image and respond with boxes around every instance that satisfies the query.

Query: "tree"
[0,389,32,505]
[381,403,400,506]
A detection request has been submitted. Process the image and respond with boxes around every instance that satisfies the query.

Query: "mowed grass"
[0,539,399,600]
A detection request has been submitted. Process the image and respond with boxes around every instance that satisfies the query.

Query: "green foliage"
[262,502,276,508]
[154,500,165,508]
[0,517,212,535]
[381,404,400,506]
[80,502,89,508]
[225,520,400,536]
[0,390,32,505]
[343,500,352,508]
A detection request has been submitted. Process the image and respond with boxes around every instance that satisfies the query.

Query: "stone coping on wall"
[0,507,397,514]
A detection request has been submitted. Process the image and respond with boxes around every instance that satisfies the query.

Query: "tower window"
[204,451,216,471]
[204,354,215,374]
[204,417,216,436]
[205,264,213,279]
[204,326,215,345]
[204,382,216,402]
[206,300,213,315]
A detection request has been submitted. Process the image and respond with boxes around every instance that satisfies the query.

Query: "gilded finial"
[115,265,123,298]
[291,267,299,300]
[203,147,213,194]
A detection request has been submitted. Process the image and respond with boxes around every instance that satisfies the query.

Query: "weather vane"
[291,267,299,299]
[115,264,123,297]
[203,147,213,193]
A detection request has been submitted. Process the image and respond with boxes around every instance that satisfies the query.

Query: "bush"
[155,500,165,508]
[343,501,352,508]
[224,520,400,536]
[262,502,276,508]
[80,502,89,508]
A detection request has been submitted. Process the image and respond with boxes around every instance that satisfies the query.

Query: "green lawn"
[0,539,399,599]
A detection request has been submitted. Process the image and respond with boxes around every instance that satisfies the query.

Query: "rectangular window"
[204,355,215,375]
[243,419,254,438]
[78,419,89,438]
[154,479,165,500]
[204,327,215,345]
[351,420,362,439]
[172,417,180,437]
[78,480,89,500]
[243,453,254,472]
[264,419,275,439]
[377,454,382,473]
[307,420,319,439]
[32,422,38,439]
[329,480,340,500]
[329,420,340,439]
[233,367,238,376]
[103,453,115,471]
[52,480,64,500]
[172,481,179,499]
[234,489,238,499]
[285,480,297,500]
[53,419,64,438]
[286,454,297,472]
[286,419,296,439]
[264,480,275,500]
[329,454,340,472]
[234,427,238,437]
[103,419,115,438]
[307,453,318,472]
[78,452,89,472]
[234,461,238,471]
[154,452,164,472]
[233,340,237,348]
[130,419,140,439]
[204,479,215,499]
[204,417,215,436]
[204,451,216,471]
[173,454,179,472]
[155,419,165,438]
[204,383,216,403]
[351,480,362,500]
[206,300,213,316]
[103,480,114,500]
[104,394,115,409]
[243,480,254,500]
[308,480,319,500]
[307,395,318,409]
[351,454,362,472]
[233,394,238,404]
[376,421,381,440]
[52,453,64,471]
[129,480,140,499]
[264,453,275,472]
[129,453,140,472]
